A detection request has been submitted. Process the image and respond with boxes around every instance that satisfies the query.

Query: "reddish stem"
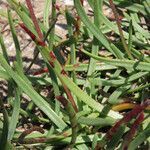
[80,0,84,5]
[33,68,48,75]
[55,96,68,108]
[106,100,149,140]
[74,0,84,37]
[33,63,81,76]
[108,0,133,60]
[62,83,78,112]
[25,0,43,40]
[18,126,44,144]
[122,112,145,150]
[54,4,60,11]
[19,23,46,46]
[19,23,36,40]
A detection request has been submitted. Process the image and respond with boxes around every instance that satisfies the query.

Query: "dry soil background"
[0,0,89,97]
[0,0,69,70]
[0,0,112,97]
[0,0,112,69]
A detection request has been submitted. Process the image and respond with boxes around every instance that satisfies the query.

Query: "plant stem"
[56,96,78,148]
[25,0,43,39]
[25,18,57,74]
[109,0,134,60]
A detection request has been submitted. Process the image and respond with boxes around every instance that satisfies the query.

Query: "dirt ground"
[0,0,68,70]
[0,1,112,68]
[0,0,88,97]
[0,1,112,98]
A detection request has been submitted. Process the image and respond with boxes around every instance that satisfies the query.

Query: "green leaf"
[77,116,115,126]
[81,49,150,71]
[0,53,67,130]
[43,0,51,28]
[74,0,113,54]
[8,87,21,140]
[8,9,23,72]
[0,31,9,63]
[92,134,100,150]
[108,84,131,104]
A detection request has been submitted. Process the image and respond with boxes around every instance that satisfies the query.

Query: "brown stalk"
[109,0,133,60]
[25,17,58,74]
[74,0,84,37]
[20,23,78,114]
[25,0,43,40]
[122,112,145,150]
[106,100,150,140]
[63,83,78,112]
[18,126,44,144]
[20,0,78,122]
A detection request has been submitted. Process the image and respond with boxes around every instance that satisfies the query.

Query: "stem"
[109,0,133,60]
[20,23,122,119]
[56,96,78,148]
[106,100,149,140]
[49,0,57,50]
[65,9,81,110]
[65,9,77,82]
[62,82,78,112]
[0,31,9,64]
[81,48,150,71]
[127,83,150,94]
[84,0,102,92]
[25,18,57,74]
[112,103,136,111]
[8,9,23,72]
[122,112,145,150]
[25,0,43,39]
[46,1,61,116]
[18,126,44,144]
